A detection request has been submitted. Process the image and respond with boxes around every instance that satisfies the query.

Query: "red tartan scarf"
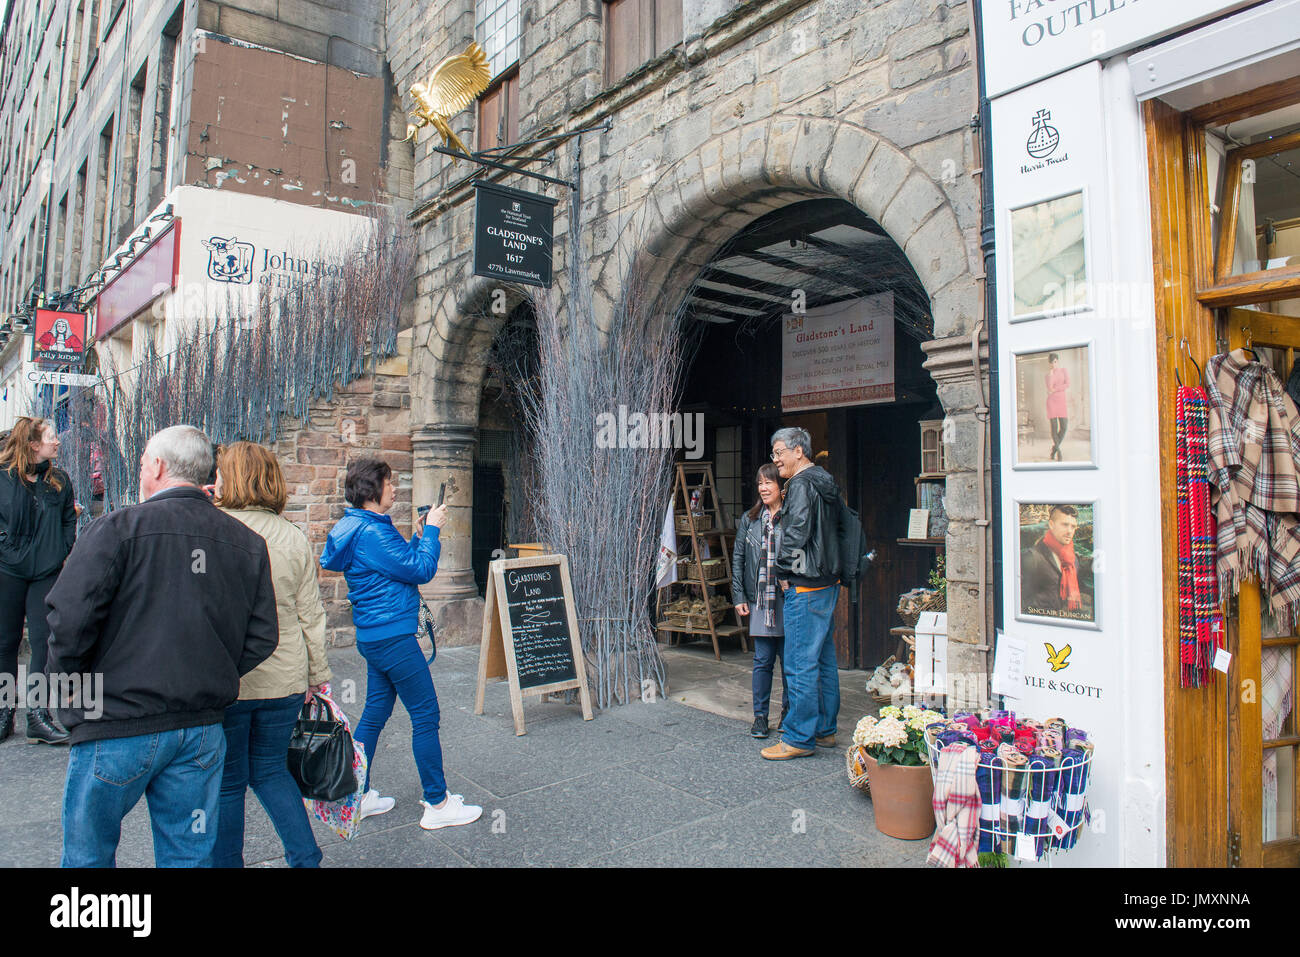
[1176,385,1223,688]
[1041,530,1081,610]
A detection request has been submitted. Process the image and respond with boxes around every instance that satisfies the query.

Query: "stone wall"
[384,0,992,684]
[273,338,413,648]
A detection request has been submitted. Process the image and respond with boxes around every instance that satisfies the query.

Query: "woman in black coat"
[731,462,788,739]
[0,417,77,744]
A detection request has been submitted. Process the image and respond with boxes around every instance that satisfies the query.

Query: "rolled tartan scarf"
[998,744,1030,854]
[1024,753,1061,858]
[1065,727,1089,749]
[1045,717,1067,735]
[989,711,1016,727]
[1053,746,1089,850]
[927,743,981,868]
[971,725,994,743]
[999,727,1017,744]
[1177,384,1224,688]
[1020,718,1044,732]
[954,710,977,725]
[938,729,971,748]
[757,509,779,629]
[978,753,1003,854]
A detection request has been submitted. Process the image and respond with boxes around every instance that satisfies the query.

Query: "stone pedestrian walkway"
[0,644,929,867]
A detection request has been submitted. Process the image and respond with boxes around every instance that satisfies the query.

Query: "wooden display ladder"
[655,461,748,660]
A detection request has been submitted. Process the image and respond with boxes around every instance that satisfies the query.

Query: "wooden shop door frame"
[1147,76,1300,868]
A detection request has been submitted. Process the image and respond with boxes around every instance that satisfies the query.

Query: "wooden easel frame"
[473,553,594,735]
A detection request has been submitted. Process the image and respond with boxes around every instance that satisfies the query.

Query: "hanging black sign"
[472,180,557,288]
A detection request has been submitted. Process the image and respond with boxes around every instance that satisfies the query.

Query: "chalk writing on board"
[503,564,578,689]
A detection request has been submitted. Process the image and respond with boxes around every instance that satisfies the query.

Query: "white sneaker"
[419,794,482,830]
[359,789,396,820]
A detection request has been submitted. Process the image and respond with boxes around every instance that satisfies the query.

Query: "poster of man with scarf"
[1018,502,1096,625]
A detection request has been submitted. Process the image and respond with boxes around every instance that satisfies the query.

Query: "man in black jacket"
[762,426,842,760]
[46,425,279,867]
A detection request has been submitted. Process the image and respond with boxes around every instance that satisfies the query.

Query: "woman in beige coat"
[208,442,332,868]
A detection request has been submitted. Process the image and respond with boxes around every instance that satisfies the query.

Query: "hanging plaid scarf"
[1176,385,1224,688]
[756,509,778,629]
[927,743,980,868]
[1205,349,1300,628]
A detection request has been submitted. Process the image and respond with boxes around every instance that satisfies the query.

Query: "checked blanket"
[1204,349,1300,628]
[1176,385,1223,688]
[927,743,980,868]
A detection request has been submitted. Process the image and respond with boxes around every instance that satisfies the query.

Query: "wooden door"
[1226,308,1300,867]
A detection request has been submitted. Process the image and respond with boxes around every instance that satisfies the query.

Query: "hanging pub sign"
[472,180,557,288]
[30,308,90,366]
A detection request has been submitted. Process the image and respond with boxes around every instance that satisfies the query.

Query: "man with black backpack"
[761,427,844,760]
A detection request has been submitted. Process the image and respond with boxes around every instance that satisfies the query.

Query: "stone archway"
[409,116,989,691]
[592,114,989,689]
[603,115,980,341]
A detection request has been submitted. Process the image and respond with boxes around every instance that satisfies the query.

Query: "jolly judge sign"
[472,181,557,288]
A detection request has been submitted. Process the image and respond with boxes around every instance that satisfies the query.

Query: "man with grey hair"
[47,425,279,866]
[761,426,842,760]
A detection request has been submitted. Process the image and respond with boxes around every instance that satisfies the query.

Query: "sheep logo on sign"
[202,236,255,284]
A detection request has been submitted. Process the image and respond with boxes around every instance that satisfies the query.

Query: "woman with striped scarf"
[731,464,789,739]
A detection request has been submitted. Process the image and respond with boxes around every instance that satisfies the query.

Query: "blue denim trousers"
[355,634,447,804]
[752,635,789,719]
[780,586,841,751]
[209,693,321,868]
[62,723,226,867]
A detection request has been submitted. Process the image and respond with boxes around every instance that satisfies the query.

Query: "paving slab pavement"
[0,643,928,868]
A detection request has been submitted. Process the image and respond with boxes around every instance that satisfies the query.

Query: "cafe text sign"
[472,181,557,288]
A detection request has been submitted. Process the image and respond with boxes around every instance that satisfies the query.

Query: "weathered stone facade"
[385,0,992,700]
[273,339,414,648]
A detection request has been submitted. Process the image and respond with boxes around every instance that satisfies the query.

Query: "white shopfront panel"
[990,59,1166,867]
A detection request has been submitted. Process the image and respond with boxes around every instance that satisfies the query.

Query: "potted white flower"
[848,705,943,840]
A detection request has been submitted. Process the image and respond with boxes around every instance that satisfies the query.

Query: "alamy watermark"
[0,666,103,717]
[595,406,704,459]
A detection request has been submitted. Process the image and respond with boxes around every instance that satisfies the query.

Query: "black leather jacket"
[731,509,782,607]
[775,465,841,587]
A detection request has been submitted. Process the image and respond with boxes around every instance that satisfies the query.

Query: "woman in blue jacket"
[320,458,482,831]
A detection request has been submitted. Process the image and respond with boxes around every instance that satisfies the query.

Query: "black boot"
[0,708,13,742]
[750,715,770,738]
[26,708,70,745]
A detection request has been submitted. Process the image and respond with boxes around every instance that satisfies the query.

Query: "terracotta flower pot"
[864,753,935,841]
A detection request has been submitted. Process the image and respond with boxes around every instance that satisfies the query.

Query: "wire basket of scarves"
[923,716,1095,863]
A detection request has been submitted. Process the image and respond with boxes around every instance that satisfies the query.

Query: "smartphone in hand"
[437,482,446,507]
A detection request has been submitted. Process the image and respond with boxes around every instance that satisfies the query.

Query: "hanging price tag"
[1045,811,1069,839]
[1015,834,1038,861]
[1212,648,1232,674]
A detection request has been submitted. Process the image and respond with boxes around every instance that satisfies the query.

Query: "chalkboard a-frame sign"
[474,554,593,735]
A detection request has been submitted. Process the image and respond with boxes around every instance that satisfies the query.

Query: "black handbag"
[287,696,358,802]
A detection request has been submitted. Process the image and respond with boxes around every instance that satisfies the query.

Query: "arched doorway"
[667,197,942,670]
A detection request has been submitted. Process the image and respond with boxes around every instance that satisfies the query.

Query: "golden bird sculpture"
[404,42,493,158]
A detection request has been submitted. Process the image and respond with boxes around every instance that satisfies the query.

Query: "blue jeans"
[752,635,789,719]
[780,586,841,751]
[62,723,226,867]
[355,634,447,804]
[210,694,321,868]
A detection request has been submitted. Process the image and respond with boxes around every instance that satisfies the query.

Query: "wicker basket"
[678,557,728,581]
[675,513,713,534]
[897,590,947,629]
